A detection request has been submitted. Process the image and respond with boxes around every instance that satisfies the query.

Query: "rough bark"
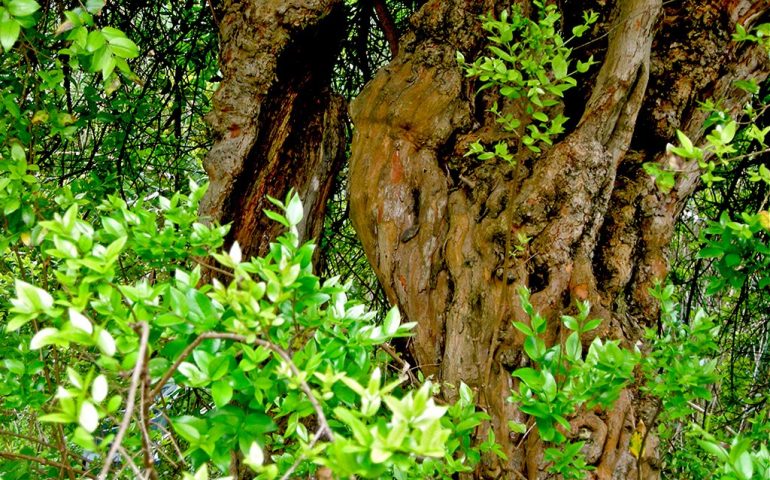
[200,0,346,261]
[348,0,770,478]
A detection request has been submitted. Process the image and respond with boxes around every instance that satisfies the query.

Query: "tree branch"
[98,321,151,480]
[372,0,399,58]
[139,339,158,480]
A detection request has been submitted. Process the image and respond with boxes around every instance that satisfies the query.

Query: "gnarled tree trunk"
[348,0,770,478]
[200,0,346,261]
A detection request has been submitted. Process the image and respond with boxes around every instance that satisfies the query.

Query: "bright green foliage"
[697,210,770,295]
[642,285,719,429]
[459,1,598,160]
[696,428,770,480]
[0,177,488,478]
[510,287,639,478]
[2,1,770,478]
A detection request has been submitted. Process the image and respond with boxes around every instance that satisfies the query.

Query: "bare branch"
[139,341,158,480]
[98,321,151,480]
[0,451,93,478]
[0,428,56,450]
[372,0,399,58]
[117,445,145,479]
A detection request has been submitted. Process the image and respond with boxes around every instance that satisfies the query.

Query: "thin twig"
[192,258,234,278]
[252,337,335,441]
[379,343,417,385]
[117,445,145,479]
[279,428,325,480]
[98,321,151,480]
[148,332,215,399]
[139,342,158,480]
[157,411,187,465]
[637,401,662,480]
[0,451,93,478]
[0,428,56,450]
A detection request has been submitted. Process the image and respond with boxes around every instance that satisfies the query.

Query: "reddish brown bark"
[348,0,770,478]
[199,0,346,261]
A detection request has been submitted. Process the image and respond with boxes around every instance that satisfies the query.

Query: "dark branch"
[372,0,399,58]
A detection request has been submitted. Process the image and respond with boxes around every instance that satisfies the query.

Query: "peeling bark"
[348,0,770,478]
[200,0,346,261]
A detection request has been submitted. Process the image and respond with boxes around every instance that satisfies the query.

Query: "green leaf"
[263,209,289,227]
[85,0,104,13]
[13,280,54,313]
[583,318,602,332]
[0,17,21,51]
[382,307,401,336]
[734,79,759,94]
[3,359,24,375]
[285,193,303,227]
[512,321,533,336]
[107,36,139,58]
[39,413,73,424]
[78,401,99,432]
[172,416,206,443]
[565,332,581,360]
[513,368,542,389]
[90,46,115,79]
[211,380,233,408]
[7,0,40,17]
[244,441,264,470]
[675,130,695,155]
[86,30,105,52]
[542,370,557,401]
[698,246,724,259]
[734,451,753,480]
[551,55,569,80]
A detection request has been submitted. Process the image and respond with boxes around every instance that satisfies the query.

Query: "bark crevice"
[200,0,346,261]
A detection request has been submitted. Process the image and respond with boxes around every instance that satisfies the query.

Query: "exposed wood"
[199,0,346,261]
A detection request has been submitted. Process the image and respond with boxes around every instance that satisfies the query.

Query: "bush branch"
[98,321,150,480]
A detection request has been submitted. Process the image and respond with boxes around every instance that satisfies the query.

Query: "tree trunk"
[348,0,770,478]
[200,0,346,261]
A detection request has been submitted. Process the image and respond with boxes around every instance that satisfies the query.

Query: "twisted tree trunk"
[348,0,770,478]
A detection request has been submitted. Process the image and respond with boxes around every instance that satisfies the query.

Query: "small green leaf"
[285,192,303,227]
[107,36,139,58]
[244,441,264,470]
[383,307,401,336]
[211,380,233,408]
[0,17,21,52]
[551,55,569,79]
[30,326,62,352]
[78,401,99,433]
[86,30,105,52]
